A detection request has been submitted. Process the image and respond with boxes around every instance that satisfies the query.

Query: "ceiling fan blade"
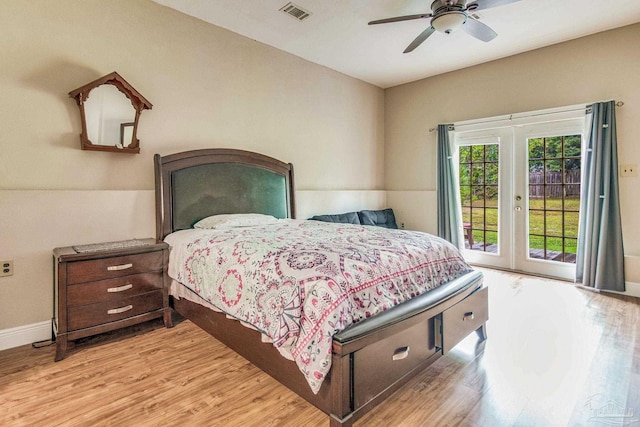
[468,0,522,12]
[403,26,436,53]
[368,13,432,25]
[462,17,497,42]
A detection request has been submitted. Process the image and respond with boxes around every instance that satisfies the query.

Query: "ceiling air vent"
[280,2,312,21]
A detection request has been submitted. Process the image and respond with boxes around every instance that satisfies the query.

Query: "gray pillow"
[358,208,398,229]
[309,211,361,225]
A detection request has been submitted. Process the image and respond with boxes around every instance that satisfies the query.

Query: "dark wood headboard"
[154,149,296,241]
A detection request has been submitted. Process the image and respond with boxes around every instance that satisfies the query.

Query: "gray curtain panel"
[436,124,463,249]
[575,101,625,291]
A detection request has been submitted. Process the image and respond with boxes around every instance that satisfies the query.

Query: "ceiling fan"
[368,0,522,53]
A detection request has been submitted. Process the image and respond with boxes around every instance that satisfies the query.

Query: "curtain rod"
[428,101,625,132]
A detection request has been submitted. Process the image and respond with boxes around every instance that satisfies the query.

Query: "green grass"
[462,198,580,254]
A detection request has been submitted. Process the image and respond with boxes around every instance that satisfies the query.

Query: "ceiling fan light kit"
[431,11,467,34]
[368,0,521,53]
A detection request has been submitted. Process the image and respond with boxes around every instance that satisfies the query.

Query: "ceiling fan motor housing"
[431,0,465,15]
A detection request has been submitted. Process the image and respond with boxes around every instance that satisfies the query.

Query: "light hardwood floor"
[1,268,638,426]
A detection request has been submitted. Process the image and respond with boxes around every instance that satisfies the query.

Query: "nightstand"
[52,238,172,361]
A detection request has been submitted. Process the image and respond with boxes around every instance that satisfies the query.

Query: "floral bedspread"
[165,219,472,394]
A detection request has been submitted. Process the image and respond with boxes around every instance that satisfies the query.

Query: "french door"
[456,128,513,270]
[455,118,584,280]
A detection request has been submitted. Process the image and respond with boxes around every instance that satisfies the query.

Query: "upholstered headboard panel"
[171,163,289,230]
[155,149,296,241]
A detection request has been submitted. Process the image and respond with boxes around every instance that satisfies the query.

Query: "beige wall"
[385,24,640,286]
[0,0,384,331]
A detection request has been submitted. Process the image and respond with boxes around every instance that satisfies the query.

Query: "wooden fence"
[529,170,580,198]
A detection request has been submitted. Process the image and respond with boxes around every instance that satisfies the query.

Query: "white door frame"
[452,105,586,279]
[455,128,513,270]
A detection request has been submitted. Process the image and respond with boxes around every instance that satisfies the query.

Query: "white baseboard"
[0,320,52,351]
[599,281,640,298]
[623,281,640,298]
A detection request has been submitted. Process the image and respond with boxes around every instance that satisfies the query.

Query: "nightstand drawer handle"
[107,305,133,315]
[107,263,133,271]
[107,284,133,293]
[463,312,475,321]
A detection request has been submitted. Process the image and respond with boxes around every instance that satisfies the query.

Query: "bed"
[154,148,488,426]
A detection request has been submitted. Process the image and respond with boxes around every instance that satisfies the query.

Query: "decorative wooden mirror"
[69,72,152,154]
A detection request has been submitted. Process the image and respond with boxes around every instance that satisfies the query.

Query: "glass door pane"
[527,135,581,264]
[459,144,499,253]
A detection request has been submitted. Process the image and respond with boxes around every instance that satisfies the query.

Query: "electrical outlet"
[620,164,638,177]
[1,260,13,277]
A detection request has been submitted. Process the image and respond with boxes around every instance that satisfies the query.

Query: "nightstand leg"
[54,336,67,362]
[163,308,174,328]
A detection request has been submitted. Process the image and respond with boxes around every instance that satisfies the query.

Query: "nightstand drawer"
[68,291,164,331]
[67,272,163,307]
[67,251,163,284]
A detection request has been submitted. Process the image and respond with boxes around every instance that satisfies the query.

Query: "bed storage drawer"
[441,286,488,353]
[353,318,437,408]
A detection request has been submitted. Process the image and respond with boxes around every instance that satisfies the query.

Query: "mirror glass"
[84,84,136,148]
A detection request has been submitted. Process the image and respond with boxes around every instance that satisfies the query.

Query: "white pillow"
[193,213,278,229]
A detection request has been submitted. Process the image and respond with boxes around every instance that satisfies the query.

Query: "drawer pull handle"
[107,263,133,271]
[107,284,133,293]
[464,312,475,321]
[392,346,410,361]
[107,305,133,315]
